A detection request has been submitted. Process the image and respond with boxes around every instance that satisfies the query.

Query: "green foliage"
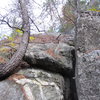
[62,2,75,24]
[8,43,16,47]
[7,36,14,41]
[15,29,23,34]
[29,36,35,41]
[10,29,23,38]
[59,1,75,34]
[0,34,13,41]
[81,0,100,11]
[87,7,100,12]
[89,1,100,10]
[59,22,74,33]
[47,26,54,33]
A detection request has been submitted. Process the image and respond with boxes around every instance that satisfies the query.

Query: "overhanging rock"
[24,42,74,76]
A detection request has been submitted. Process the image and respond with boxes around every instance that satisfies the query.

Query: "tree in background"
[59,0,75,34]
[41,0,64,33]
[58,0,100,34]
[87,0,100,10]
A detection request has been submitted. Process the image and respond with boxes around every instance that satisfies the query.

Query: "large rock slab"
[0,34,74,100]
[0,68,67,100]
[76,11,100,100]
[25,42,74,75]
[0,35,74,75]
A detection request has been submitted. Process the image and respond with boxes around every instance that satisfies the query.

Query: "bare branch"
[32,0,41,6]
[29,17,40,32]
[64,14,75,24]
[67,0,76,9]
[0,19,23,31]
[56,33,61,40]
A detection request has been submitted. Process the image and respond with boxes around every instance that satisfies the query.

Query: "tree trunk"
[0,0,30,79]
[74,0,80,100]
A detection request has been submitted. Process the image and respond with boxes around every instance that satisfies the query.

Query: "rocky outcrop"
[76,11,100,100]
[0,34,75,100]
[0,11,100,100]
[0,68,65,100]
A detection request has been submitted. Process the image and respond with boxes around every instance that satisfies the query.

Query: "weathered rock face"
[0,68,66,100]
[1,11,100,100]
[77,11,100,52]
[76,11,100,100]
[25,42,74,76]
[0,34,75,100]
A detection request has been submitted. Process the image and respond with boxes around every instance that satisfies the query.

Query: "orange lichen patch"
[0,56,6,63]
[9,74,25,80]
[0,34,73,45]
[29,34,72,43]
[45,48,61,59]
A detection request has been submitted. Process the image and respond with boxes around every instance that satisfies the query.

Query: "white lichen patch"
[13,76,63,100]
[23,84,35,100]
